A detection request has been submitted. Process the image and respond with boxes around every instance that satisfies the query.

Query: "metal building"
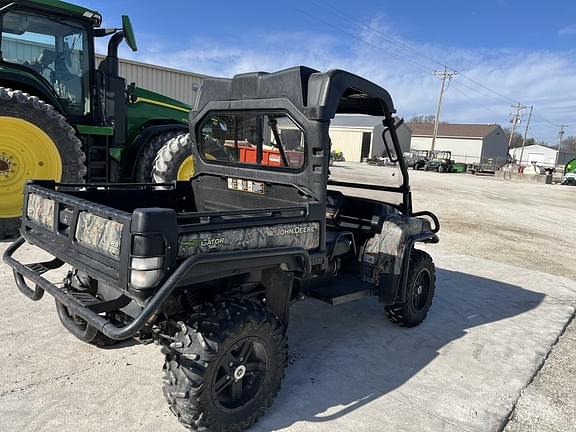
[408,123,509,164]
[96,55,207,106]
[329,116,412,162]
[2,35,206,106]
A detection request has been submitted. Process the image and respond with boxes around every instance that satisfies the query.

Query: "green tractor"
[0,0,194,238]
[561,158,576,186]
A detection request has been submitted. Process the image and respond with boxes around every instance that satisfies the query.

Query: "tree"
[560,136,576,152]
[408,115,436,124]
[502,126,537,149]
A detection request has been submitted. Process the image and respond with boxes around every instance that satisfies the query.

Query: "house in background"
[510,144,576,167]
[407,123,508,164]
[329,116,411,162]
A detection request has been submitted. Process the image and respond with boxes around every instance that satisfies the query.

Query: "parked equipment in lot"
[561,158,576,185]
[404,149,429,170]
[0,0,192,238]
[425,150,455,172]
[4,67,440,432]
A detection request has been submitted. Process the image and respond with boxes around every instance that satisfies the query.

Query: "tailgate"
[21,182,132,288]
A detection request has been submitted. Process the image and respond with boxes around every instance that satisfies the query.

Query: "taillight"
[129,234,165,289]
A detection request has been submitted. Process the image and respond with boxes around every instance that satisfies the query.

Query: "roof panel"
[407,123,501,138]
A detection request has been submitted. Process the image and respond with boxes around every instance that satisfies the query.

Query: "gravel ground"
[1,163,575,431]
[331,163,576,279]
[332,163,576,432]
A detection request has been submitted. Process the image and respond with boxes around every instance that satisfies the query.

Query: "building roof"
[330,115,384,128]
[407,123,501,139]
[514,143,558,152]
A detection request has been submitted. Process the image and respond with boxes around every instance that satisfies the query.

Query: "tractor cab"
[0,0,136,124]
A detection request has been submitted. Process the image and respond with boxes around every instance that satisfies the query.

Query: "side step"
[304,275,373,305]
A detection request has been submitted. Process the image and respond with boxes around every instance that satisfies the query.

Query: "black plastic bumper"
[3,236,311,340]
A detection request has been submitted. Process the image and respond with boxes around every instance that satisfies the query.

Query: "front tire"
[162,300,288,432]
[152,133,195,182]
[385,250,435,327]
[0,87,86,239]
[134,130,183,182]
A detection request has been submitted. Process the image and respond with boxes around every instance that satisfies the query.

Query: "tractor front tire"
[134,130,183,182]
[0,88,86,239]
[385,250,436,327]
[152,133,195,183]
[162,300,288,432]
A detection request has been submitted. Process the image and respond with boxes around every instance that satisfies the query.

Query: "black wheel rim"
[212,337,269,412]
[411,268,431,311]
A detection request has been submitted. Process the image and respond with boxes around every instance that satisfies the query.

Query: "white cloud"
[107,21,575,142]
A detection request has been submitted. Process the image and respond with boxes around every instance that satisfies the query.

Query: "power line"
[304,2,570,130]
[294,8,432,75]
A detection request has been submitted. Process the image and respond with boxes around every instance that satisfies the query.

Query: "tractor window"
[199,112,305,169]
[0,10,91,116]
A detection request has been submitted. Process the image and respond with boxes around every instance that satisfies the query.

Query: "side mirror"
[121,15,138,52]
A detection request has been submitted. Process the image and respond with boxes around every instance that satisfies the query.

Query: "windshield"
[1,10,91,116]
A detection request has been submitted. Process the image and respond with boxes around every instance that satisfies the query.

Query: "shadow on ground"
[254,268,545,431]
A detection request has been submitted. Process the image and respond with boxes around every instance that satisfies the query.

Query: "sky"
[84,0,576,144]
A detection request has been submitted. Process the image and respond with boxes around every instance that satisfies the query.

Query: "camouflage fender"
[178,222,320,258]
[361,216,431,285]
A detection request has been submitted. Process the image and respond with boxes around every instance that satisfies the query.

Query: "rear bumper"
[3,236,311,340]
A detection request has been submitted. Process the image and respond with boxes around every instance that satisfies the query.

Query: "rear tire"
[0,87,86,239]
[385,250,435,327]
[0,219,19,241]
[162,300,287,432]
[134,130,183,182]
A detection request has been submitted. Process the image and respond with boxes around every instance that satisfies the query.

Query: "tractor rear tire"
[134,130,183,182]
[384,250,436,327]
[151,133,195,183]
[0,87,86,239]
[162,300,288,432]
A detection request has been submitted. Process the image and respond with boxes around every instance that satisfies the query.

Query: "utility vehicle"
[404,149,429,170]
[4,66,440,432]
[0,0,193,238]
[425,150,454,172]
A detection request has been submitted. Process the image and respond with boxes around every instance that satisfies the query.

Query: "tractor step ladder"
[86,136,110,182]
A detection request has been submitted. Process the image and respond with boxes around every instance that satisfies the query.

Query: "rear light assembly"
[129,235,165,289]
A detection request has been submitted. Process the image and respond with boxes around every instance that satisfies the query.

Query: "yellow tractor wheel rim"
[177,156,195,181]
[0,117,62,218]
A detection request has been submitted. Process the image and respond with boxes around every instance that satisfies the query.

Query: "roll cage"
[190,66,413,215]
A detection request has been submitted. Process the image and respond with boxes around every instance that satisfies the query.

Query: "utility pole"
[554,125,567,168]
[430,67,457,153]
[507,103,526,163]
[518,105,533,166]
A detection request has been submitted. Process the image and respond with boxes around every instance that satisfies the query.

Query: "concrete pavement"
[1,244,575,431]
